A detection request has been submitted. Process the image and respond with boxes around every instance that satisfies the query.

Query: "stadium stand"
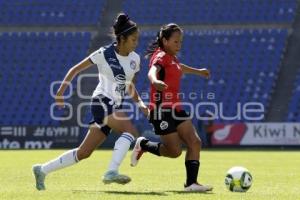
[0,0,298,128]
[121,0,297,126]
[286,70,300,122]
[123,0,297,24]
[0,32,91,125]
[0,0,107,25]
[135,29,288,124]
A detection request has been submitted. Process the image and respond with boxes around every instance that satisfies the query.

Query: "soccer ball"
[225,166,253,192]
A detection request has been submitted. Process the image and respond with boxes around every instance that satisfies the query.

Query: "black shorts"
[89,94,122,136]
[149,108,191,135]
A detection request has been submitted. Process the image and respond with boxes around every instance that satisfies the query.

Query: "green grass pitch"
[0,150,299,200]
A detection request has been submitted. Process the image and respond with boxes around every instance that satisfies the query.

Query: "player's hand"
[137,100,150,118]
[55,94,65,109]
[140,105,150,119]
[200,68,210,79]
[153,80,168,91]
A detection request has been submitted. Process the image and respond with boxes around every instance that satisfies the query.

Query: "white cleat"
[130,137,146,167]
[184,183,213,192]
[102,170,131,185]
[32,164,46,191]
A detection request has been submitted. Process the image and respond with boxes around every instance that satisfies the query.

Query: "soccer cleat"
[184,183,213,192]
[32,164,46,191]
[102,170,131,185]
[130,137,146,167]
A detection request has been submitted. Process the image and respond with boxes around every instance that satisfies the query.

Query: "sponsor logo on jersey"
[109,58,117,62]
[115,74,126,84]
[114,74,126,96]
[110,64,122,70]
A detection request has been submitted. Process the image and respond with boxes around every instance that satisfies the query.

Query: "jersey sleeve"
[136,55,141,73]
[151,51,170,68]
[89,48,104,66]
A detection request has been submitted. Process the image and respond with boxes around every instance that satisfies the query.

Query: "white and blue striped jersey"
[89,44,140,105]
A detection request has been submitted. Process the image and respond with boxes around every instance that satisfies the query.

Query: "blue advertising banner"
[0,126,81,149]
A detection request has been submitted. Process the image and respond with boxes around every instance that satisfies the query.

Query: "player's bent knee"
[195,138,202,150]
[187,138,202,151]
[77,149,93,160]
[198,138,202,149]
[168,148,182,158]
[172,150,182,158]
[119,124,139,137]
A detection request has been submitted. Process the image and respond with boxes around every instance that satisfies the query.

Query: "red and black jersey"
[149,48,183,111]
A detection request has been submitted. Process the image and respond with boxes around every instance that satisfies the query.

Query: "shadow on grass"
[73,189,214,196]
[166,190,215,195]
[72,190,167,196]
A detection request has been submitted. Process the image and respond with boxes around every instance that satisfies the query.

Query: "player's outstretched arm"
[180,63,210,79]
[148,65,168,91]
[55,57,94,108]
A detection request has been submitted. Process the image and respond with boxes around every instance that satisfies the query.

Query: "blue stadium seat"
[135,29,288,123]
[286,72,300,121]
[0,0,107,26]
[123,0,297,25]
[0,32,91,126]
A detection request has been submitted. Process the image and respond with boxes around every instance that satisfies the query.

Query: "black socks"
[185,160,200,186]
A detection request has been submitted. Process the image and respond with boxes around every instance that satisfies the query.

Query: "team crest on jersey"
[130,60,137,70]
[160,121,169,130]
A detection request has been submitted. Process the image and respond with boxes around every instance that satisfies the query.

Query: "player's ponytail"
[145,23,182,59]
[113,13,138,43]
[145,31,162,59]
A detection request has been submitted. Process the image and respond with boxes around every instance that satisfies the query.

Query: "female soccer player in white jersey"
[32,13,148,190]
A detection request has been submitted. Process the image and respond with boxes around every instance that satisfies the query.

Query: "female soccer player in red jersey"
[131,23,213,192]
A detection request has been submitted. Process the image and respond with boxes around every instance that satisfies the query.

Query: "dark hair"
[145,23,183,58]
[113,13,138,43]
